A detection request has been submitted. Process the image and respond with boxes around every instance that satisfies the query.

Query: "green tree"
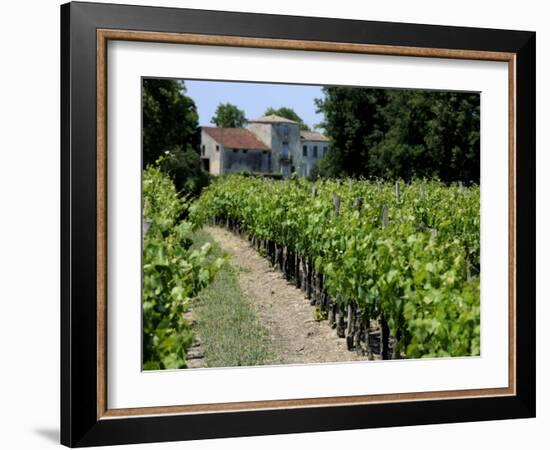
[264,106,311,131]
[158,146,210,198]
[314,87,479,183]
[211,103,247,128]
[142,78,209,196]
[368,90,480,183]
[142,79,199,167]
[314,87,388,178]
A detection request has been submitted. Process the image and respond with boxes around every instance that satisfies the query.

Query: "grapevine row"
[142,166,223,370]
[190,175,480,359]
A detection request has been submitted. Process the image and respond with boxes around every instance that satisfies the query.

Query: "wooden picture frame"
[61,1,536,447]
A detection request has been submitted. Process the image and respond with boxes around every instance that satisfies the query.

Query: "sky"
[183,79,325,130]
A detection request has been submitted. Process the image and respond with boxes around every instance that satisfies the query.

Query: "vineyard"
[190,175,480,359]
[142,166,224,370]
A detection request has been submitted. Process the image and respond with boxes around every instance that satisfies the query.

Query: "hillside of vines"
[190,175,480,359]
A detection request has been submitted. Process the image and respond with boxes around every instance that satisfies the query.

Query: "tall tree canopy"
[369,90,480,182]
[264,106,311,131]
[314,88,387,178]
[211,103,247,128]
[314,87,480,183]
[142,79,209,196]
[142,79,199,167]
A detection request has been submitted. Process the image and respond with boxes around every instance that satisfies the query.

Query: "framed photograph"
[61,1,536,447]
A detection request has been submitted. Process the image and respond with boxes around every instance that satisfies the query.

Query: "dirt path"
[205,226,368,365]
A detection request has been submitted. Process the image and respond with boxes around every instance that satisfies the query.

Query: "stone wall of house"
[222,148,271,173]
[247,122,300,176]
[200,131,222,174]
[296,140,329,176]
[272,122,301,176]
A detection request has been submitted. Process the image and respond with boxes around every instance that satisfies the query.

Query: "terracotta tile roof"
[248,114,299,124]
[300,131,329,142]
[202,127,270,151]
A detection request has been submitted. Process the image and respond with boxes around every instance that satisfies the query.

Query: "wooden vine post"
[332,194,340,218]
[328,301,336,328]
[345,302,355,350]
[380,316,390,360]
[382,204,389,229]
[395,182,401,203]
[344,196,364,350]
[336,304,346,338]
[331,193,346,337]
[300,186,317,295]
[380,204,390,360]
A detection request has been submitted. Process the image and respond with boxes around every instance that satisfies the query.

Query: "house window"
[313,145,318,157]
[323,146,328,156]
[282,143,289,158]
[201,145,206,156]
[282,124,289,139]
[302,145,308,157]
[216,145,219,152]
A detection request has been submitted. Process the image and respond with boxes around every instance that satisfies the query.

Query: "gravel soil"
[205,226,369,365]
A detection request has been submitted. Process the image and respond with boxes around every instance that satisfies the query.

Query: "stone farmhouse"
[200,114,329,177]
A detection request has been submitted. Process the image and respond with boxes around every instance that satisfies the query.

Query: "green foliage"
[264,106,311,131]
[314,87,480,183]
[191,175,480,359]
[142,79,199,167]
[314,306,328,322]
[159,147,211,198]
[211,102,247,128]
[369,90,480,183]
[142,166,224,370]
[142,79,210,196]
[314,87,388,178]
